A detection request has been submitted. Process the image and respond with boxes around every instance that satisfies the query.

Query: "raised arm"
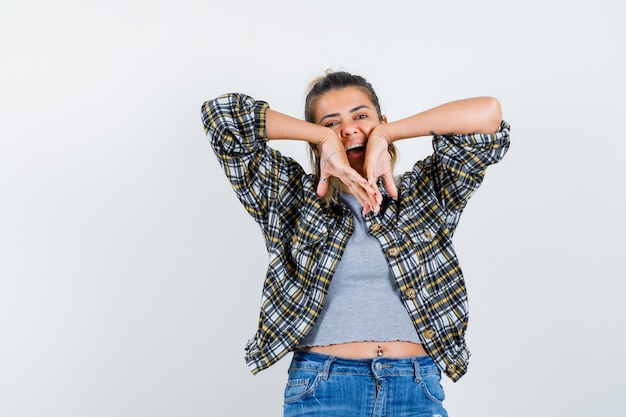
[381,97,502,140]
[364,97,503,196]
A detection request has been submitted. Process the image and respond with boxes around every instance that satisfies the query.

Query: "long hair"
[305,70,397,206]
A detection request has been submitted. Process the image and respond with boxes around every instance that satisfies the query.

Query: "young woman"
[201,70,510,416]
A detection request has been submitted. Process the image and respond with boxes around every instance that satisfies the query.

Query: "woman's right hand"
[315,135,382,215]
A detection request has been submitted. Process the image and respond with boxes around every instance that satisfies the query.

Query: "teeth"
[345,144,365,151]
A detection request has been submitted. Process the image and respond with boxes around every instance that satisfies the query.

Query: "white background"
[1,1,625,416]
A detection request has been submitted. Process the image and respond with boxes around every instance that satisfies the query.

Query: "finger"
[368,176,383,205]
[331,167,381,214]
[316,176,329,198]
[353,180,380,215]
[381,172,398,199]
[362,177,381,212]
[340,176,371,212]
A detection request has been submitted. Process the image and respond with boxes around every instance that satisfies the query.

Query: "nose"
[340,121,358,137]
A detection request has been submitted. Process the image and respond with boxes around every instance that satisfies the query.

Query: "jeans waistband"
[290,350,437,380]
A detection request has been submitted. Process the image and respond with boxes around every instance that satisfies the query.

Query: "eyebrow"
[318,105,371,123]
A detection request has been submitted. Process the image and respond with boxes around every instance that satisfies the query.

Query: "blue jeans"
[283,351,448,417]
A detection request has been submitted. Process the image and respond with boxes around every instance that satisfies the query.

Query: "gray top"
[298,193,422,348]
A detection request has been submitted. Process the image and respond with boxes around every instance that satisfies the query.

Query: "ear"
[381,115,388,123]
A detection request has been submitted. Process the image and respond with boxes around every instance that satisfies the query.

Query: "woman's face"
[313,86,384,175]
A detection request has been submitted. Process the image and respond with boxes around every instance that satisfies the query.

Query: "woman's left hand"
[364,129,398,199]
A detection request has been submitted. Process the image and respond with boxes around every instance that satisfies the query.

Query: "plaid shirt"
[201,93,510,381]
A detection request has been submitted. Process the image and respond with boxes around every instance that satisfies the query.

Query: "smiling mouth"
[345,143,366,156]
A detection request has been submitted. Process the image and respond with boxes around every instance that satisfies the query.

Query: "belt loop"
[412,357,422,382]
[319,355,334,380]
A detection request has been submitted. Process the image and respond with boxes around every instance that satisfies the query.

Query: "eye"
[355,114,368,120]
[325,120,339,128]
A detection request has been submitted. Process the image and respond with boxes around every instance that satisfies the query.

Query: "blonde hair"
[304,70,397,206]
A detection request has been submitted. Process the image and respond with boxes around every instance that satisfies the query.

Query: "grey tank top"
[298,193,421,347]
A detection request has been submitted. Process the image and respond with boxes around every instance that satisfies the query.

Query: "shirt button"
[424,328,435,339]
[404,288,417,299]
[387,247,400,257]
[424,228,433,239]
[446,364,457,375]
[370,223,381,233]
[291,235,297,244]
